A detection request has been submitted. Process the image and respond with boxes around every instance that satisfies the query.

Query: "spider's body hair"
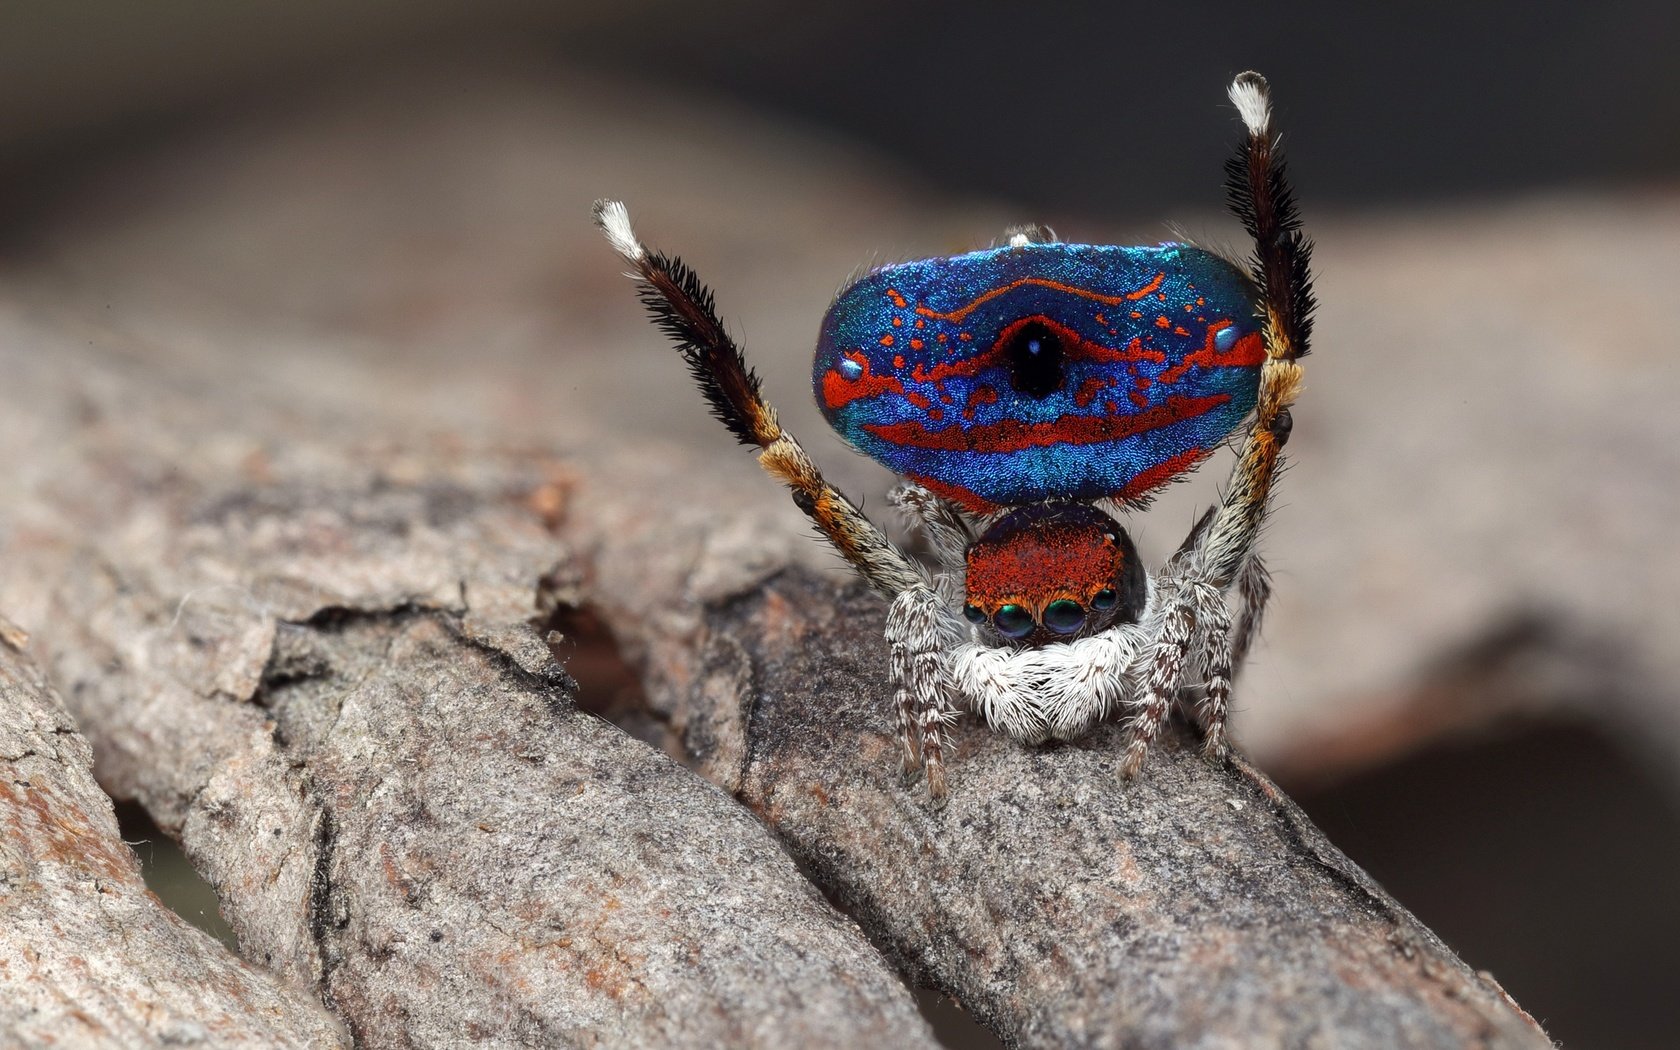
[951,586,1152,744]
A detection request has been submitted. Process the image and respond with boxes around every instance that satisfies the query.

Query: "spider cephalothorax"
[961,503,1146,646]
[596,71,1315,803]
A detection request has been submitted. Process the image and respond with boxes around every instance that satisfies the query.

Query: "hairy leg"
[1198,73,1317,588]
[1192,579,1234,760]
[594,200,927,600]
[1122,580,1196,779]
[1230,555,1272,675]
[888,482,975,574]
[886,588,963,802]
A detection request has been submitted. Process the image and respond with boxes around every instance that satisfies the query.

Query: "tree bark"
[0,329,936,1048]
[0,615,350,1047]
[563,456,1554,1050]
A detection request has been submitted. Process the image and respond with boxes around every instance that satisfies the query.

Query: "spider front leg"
[594,200,953,801]
[1193,578,1234,761]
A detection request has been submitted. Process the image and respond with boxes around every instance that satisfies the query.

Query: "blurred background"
[3,3,1679,1047]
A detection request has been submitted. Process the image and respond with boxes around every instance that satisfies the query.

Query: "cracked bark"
[0,615,350,1047]
[0,333,936,1047]
[0,223,1552,1050]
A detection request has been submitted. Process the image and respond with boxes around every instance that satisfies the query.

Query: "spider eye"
[962,603,987,624]
[993,604,1035,639]
[1043,599,1086,635]
[1092,588,1119,612]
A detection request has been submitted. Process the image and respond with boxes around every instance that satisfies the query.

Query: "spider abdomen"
[814,243,1263,512]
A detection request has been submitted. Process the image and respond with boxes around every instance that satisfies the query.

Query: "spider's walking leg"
[886,588,961,798]
[1123,583,1196,778]
[594,200,959,800]
[1230,555,1271,675]
[1194,580,1234,760]
[888,482,974,573]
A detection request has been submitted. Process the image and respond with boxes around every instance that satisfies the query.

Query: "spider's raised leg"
[1196,71,1317,590]
[593,201,958,800]
[1123,73,1315,777]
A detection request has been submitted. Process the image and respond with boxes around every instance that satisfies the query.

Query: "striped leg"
[886,588,962,804]
[1122,583,1195,779]
[1194,581,1234,760]
[888,482,975,575]
[596,201,959,800]
[594,200,928,602]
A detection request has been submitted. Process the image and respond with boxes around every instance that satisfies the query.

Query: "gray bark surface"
[0,615,349,1048]
[0,332,935,1049]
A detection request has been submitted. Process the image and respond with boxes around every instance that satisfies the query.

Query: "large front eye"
[993,603,1036,639]
[1043,599,1086,635]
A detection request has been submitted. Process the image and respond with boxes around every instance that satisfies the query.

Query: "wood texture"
[0,616,350,1048]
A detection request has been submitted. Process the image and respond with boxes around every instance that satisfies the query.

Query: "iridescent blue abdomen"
[813,242,1263,511]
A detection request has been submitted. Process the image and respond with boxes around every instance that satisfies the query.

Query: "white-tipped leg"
[1227,71,1272,136]
[591,198,646,262]
[1230,555,1272,675]
[1123,587,1195,779]
[1193,582,1234,761]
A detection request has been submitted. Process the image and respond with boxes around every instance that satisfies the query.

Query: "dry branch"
[0,328,935,1048]
[0,615,349,1048]
[565,457,1556,1050]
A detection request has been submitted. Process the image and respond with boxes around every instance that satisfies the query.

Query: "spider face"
[961,503,1146,647]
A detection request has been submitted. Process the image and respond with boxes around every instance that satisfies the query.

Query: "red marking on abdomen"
[909,475,993,512]
[963,384,998,420]
[1074,377,1109,408]
[1116,447,1210,500]
[914,272,1165,324]
[1156,323,1266,384]
[866,393,1230,453]
[821,352,904,410]
[913,318,1163,386]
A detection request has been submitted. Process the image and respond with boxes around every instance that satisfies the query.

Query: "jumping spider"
[595,72,1315,803]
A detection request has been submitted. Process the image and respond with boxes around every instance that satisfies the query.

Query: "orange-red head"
[962,503,1146,646]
